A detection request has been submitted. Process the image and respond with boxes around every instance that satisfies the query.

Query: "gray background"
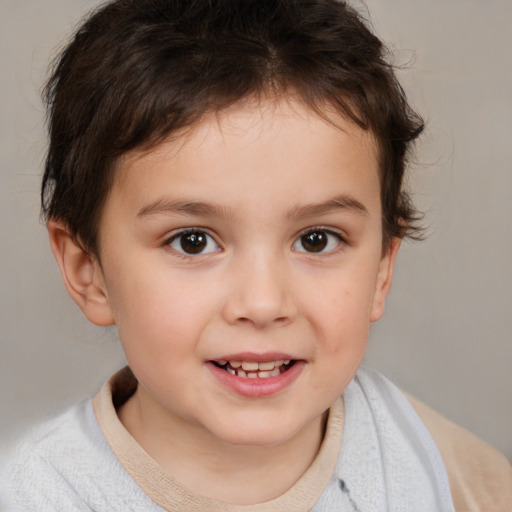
[1,1,511,460]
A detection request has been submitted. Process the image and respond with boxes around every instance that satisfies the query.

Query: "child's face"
[89,97,398,447]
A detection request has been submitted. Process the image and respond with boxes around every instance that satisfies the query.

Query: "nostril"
[234,315,291,328]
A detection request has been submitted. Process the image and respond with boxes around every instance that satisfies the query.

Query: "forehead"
[109,97,381,219]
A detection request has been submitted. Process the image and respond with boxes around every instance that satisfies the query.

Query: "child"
[2,0,511,510]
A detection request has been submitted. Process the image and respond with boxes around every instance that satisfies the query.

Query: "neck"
[118,387,327,505]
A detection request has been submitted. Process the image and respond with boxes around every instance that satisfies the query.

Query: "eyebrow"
[137,194,368,220]
[286,195,369,219]
[137,199,235,219]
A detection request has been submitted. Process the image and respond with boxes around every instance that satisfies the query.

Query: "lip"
[206,355,305,398]
[210,351,296,363]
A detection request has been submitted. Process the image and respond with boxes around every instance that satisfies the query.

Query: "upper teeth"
[218,360,291,371]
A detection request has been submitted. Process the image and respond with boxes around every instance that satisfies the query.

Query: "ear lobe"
[370,237,401,323]
[47,219,115,327]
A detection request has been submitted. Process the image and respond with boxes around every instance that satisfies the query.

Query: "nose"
[221,251,297,329]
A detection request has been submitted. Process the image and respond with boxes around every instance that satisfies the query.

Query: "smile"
[213,359,294,379]
[207,356,304,397]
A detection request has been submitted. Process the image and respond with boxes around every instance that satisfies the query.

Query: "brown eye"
[293,229,342,253]
[180,232,207,253]
[301,231,327,252]
[169,230,219,255]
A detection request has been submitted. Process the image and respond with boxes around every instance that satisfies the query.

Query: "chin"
[205,413,318,450]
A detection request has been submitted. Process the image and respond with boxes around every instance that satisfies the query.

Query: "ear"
[370,237,401,322]
[47,219,115,326]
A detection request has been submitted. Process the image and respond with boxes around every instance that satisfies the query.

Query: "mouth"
[211,359,296,379]
[207,355,304,397]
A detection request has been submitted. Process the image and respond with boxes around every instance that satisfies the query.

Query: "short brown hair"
[41,0,424,255]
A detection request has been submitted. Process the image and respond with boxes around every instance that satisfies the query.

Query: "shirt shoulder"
[1,400,98,510]
[1,400,162,512]
[407,394,512,512]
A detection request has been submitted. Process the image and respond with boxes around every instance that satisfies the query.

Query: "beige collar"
[93,367,344,512]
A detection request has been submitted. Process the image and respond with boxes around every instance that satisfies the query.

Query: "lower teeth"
[220,363,291,378]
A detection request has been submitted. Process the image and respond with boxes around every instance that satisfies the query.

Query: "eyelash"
[165,228,221,257]
[165,226,347,257]
[292,226,346,254]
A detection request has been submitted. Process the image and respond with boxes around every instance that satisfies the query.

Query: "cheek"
[301,267,379,351]
[107,266,220,352]
[312,267,380,312]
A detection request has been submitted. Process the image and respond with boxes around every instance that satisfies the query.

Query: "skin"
[48,96,400,504]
